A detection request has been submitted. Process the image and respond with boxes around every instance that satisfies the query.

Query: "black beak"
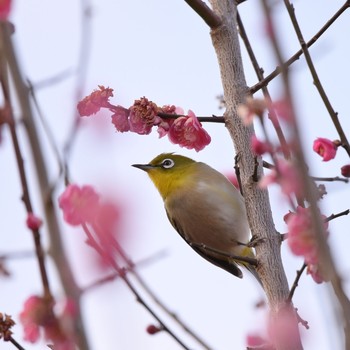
[132,163,154,172]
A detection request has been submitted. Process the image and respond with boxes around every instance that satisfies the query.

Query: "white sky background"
[1,0,350,349]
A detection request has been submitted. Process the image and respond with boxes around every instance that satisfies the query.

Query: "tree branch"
[184,0,221,28]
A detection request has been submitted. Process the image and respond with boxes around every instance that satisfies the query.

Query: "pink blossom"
[168,110,211,152]
[111,106,130,132]
[19,296,47,343]
[286,206,317,260]
[58,184,100,226]
[246,333,266,347]
[268,307,300,347]
[285,206,328,281]
[306,263,325,284]
[156,105,178,138]
[26,213,43,230]
[341,164,350,178]
[251,135,272,155]
[128,97,161,135]
[19,296,76,349]
[270,98,293,123]
[77,85,114,117]
[313,137,337,161]
[237,97,267,125]
[0,0,11,20]
[259,160,302,196]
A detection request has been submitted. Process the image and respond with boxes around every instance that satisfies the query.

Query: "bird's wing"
[165,208,244,279]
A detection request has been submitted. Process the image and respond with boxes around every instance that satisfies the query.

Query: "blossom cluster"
[77,85,211,152]
[284,206,329,283]
[19,296,76,349]
[58,184,122,263]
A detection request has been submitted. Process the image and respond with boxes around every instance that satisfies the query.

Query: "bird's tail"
[237,246,263,287]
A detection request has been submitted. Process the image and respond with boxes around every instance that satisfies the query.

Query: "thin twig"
[287,263,307,303]
[237,12,291,159]
[0,32,52,299]
[0,21,90,350]
[9,336,26,350]
[157,111,225,123]
[311,176,349,183]
[250,1,350,95]
[81,224,192,350]
[326,209,350,222]
[283,0,350,156]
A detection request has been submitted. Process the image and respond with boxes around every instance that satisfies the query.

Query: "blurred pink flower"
[58,184,100,226]
[259,160,302,196]
[0,0,11,20]
[306,263,324,284]
[313,137,337,161]
[19,296,47,343]
[285,206,328,283]
[251,135,272,155]
[237,97,267,125]
[268,307,300,347]
[246,333,266,347]
[168,110,211,152]
[19,296,76,349]
[77,85,114,117]
[26,213,43,231]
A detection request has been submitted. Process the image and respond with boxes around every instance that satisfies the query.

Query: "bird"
[132,153,261,284]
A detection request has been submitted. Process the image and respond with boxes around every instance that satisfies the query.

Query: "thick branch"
[208,1,301,349]
[1,22,90,350]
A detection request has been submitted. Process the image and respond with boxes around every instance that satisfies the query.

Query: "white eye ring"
[161,158,175,169]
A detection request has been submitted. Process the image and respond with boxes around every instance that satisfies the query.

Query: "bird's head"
[132,153,196,200]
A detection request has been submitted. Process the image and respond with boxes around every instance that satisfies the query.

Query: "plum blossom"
[26,213,43,231]
[341,164,350,178]
[168,110,211,152]
[313,137,337,161]
[259,159,302,197]
[77,85,114,117]
[251,135,272,155]
[19,296,76,349]
[128,97,161,135]
[237,97,267,125]
[111,106,130,132]
[0,0,11,20]
[58,185,100,226]
[77,88,211,151]
[284,206,329,283]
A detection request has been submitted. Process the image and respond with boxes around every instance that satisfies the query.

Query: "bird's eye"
[161,158,175,169]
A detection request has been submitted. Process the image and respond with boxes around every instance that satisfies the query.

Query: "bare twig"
[81,224,192,350]
[311,176,349,183]
[287,263,307,303]
[283,0,350,156]
[261,0,350,347]
[237,12,291,159]
[184,0,221,28]
[250,1,350,95]
[326,209,350,222]
[0,22,90,350]
[0,32,52,299]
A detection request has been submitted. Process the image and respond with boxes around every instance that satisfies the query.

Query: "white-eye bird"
[132,153,260,283]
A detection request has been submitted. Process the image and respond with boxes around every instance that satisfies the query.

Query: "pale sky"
[1,0,350,349]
